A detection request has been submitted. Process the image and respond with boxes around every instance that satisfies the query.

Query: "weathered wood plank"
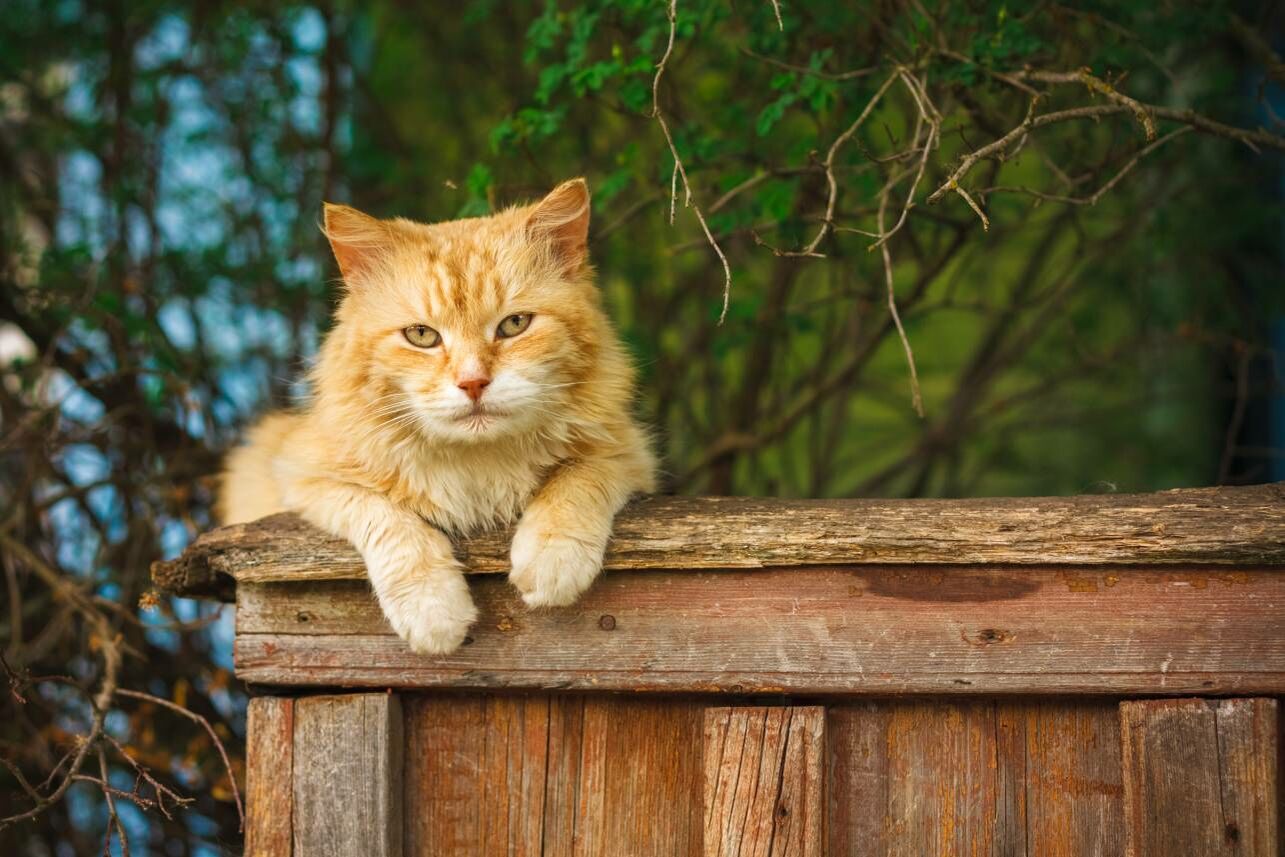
[401,695,702,856]
[245,696,293,857]
[153,484,1285,597]
[1121,698,1279,857]
[703,707,824,857]
[292,694,403,857]
[403,696,485,854]
[403,695,550,856]
[829,702,1002,855]
[234,565,1285,694]
[827,701,1125,855]
[574,698,705,856]
[1019,702,1125,857]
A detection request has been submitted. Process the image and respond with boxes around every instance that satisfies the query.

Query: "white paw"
[380,572,478,655]
[509,525,605,608]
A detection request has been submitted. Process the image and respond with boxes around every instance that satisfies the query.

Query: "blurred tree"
[1,0,1282,853]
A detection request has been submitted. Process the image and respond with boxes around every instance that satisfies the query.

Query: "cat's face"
[323,180,600,444]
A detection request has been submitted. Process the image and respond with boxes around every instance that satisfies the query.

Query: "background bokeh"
[2,0,1282,853]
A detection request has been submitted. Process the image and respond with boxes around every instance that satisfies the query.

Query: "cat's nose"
[457,377,491,402]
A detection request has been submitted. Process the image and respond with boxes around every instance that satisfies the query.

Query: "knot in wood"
[598,615,616,631]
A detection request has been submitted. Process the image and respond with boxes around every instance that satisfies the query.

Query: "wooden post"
[1121,698,1279,856]
[245,697,294,857]
[293,694,403,857]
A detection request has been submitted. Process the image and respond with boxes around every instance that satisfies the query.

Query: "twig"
[1230,14,1285,88]
[767,0,783,31]
[103,734,193,820]
[708,167,813,214]
[867,69,941,250]
[935,48,1039,95]
[776,69,900,257]
[878,189,924,417]
[1016,68,1157,140]
[115,688,244,830]
[0,534,121,832]
[927,104,1134,217]
[739,47,878,81]
[651,0,734,322]
[982,126,1192,205]
[97,747,131,857]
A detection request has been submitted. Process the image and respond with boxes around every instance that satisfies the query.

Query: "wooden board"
[1018,702,1126,857]
[292,694,403,857]
[1121,698,1279,856]
[827,701,1125,855]
[402,695,703,856]
[245,696,294,857]
[403,695,550,855]
[703,707,825,857]
[153,484,1285,598]
[234,566,1285,694]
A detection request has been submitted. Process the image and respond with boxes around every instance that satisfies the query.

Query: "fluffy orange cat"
[217,179,656,654]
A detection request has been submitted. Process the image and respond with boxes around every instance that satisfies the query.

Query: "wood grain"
[827,701,1125,855]
[245,696,294,857]
[703,707,824,857]
[401,695,703,856]
[403,695,550,856]
[1121,698,1279,857]
[1016,702,1125,857]
[574,697,705,856]
[153,484,1285,597]
[234,565,1285,695]
[292,694,403,857]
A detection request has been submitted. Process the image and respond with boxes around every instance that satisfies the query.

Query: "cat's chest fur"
[388,439,564,534]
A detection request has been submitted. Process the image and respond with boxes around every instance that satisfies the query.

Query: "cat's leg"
[510,448,654,607]
[290,479,477,654]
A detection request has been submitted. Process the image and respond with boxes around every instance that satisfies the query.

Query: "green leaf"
[756,92,796,136]
[465,162,492,197]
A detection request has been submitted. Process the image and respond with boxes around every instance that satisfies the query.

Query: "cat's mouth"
[451,405,512,427]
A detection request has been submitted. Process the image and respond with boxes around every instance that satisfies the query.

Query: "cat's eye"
[497,313,533,339]
[403,324,441,348]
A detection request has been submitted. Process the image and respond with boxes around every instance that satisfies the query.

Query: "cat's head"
[319,179,608,444]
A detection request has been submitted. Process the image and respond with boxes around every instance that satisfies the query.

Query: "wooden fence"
[155,483,1285,855]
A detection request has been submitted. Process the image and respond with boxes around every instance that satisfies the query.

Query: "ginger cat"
[218,179,656,654]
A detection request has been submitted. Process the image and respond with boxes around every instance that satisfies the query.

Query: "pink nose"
[457,377,491,402]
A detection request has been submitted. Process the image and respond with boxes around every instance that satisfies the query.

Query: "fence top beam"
[154,483,1285,600]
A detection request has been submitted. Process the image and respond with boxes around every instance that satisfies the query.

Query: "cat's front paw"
[509,524,605,608]
[380,572,478,655]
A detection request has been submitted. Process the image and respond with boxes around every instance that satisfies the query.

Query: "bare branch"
[774,69,901,257]
[878,188,924,417]
[116,688,244,831]
[1016,68,1157,140]
[0,534,121,832]
[982,126,1192,206]
[739,47,879,81]
[97,747,131,857]
[767,0,783,31]
[651,0,734,322]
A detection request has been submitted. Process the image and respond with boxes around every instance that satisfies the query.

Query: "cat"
[217,178,656,654]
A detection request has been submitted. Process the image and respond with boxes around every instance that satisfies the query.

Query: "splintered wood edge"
[152,483,1285,598]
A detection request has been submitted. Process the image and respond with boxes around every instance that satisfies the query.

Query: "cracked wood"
[154,483,1285,598]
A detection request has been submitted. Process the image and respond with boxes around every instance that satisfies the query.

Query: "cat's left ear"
[527,178,591,274]
[322,202,389,285]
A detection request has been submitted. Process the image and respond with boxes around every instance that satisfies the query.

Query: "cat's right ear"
[322,203,388,284]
